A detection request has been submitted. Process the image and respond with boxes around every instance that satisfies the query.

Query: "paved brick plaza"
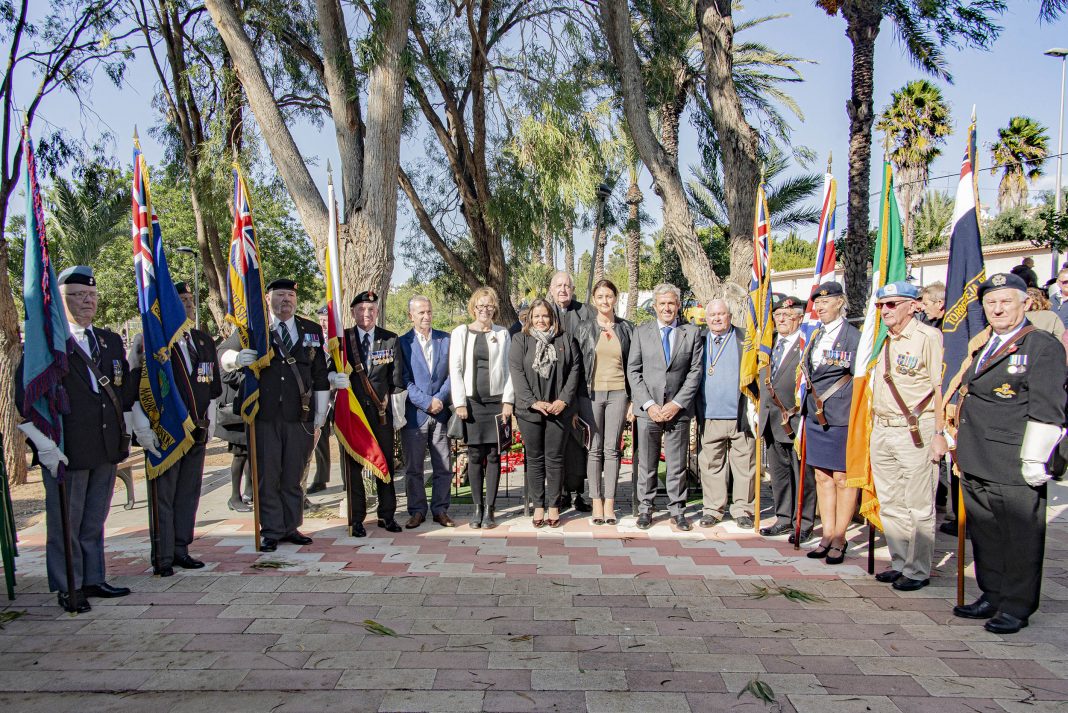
[1,458,1067,712]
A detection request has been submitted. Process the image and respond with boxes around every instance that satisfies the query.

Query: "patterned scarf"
[530,326,558,379]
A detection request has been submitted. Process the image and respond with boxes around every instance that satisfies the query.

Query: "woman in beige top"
[574,280,635,525]
[1025,287,1066,339]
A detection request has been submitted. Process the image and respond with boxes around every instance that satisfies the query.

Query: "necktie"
[977,335,1002,371]
[278,323,294,352]
[362,332,371,369]
[771,339,785,375]
[86,328,101,365]
[661,326,672,364]
[182,333,196,375]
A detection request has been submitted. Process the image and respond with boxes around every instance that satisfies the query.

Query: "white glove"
[206,399,218,440]
[236,349,259,367]
[1020,421,1065,487]
[18,422,67,477]
[131,403,161,457]
[313,390,330,429]
[746,399,758,432]
[329,371,351,390]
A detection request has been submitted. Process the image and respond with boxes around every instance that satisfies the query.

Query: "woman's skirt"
[804,422,848,472]
[466,396,503,445]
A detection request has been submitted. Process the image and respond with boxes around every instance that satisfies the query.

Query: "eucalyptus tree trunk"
[563,216,575,275]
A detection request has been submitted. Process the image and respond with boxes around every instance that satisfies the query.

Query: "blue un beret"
[875,281,920,302]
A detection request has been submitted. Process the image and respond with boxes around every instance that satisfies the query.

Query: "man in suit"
[16,266,136,612]
[307,305,334,495]
[1051,267,1068,327]
[757,295,814,541]
[696,299,756,530]
[220,278,330,552]
[397,295,455,529]
[344,290,402,535]
[129,282,222,576]
[627,283,704,530]
[548,270,595,513]
[950,272,1066,634]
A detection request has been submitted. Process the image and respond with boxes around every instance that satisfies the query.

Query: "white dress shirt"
[812,317,844,368]
[68,321,99,392]
[775,329,802,371]
[270,315,298,349]
[977,320,1026,368]
[415,329,433,366]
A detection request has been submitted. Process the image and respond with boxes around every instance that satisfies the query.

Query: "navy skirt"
[805,421,848,472]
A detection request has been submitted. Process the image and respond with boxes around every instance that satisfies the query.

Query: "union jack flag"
[740,180,774,401]
[226,167,273,422]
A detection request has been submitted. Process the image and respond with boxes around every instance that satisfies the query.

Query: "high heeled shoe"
[532,517,546,528]
[807,541,832,559]
[825,542,847,565]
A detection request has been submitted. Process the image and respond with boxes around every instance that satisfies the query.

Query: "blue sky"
[17,2,1067,283]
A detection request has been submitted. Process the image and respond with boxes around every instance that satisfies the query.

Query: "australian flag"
[20,127,69,477]
[226,167,273,422]
[941,116,987,396]
[132,139,195,477]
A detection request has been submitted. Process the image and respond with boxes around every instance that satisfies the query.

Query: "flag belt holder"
[762,366,797,438]
[271,332,311,415]
[351,361,388,426]
[809,375,851,427]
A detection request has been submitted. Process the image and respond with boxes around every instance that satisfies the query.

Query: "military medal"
[113,359,123,387]
[706,331,733,376]
[1007,355,1027,374]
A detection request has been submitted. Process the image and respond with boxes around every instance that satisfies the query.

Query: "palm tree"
[688,143,822,233]
[911,190,954,253]
[816,0,1003,314]
[48,168,129,268]
[622,136,643,319]
[990,116,1050,212]
[876,79,952,248]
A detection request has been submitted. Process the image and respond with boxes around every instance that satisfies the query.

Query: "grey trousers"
[581,390,629,500]
[635,415,690,516]
[153,442,206,568]
[402,418,452,516]
[255,419,314,540]
[43,463,117,592]
[699,419,755,519]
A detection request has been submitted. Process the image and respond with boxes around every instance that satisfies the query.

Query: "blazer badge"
[993,383,1017,399]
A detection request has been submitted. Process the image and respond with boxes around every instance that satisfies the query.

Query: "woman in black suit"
[509,298,581,527]
[800,282,861,565]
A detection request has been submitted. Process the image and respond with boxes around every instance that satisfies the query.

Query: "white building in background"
[770,240,1054,297]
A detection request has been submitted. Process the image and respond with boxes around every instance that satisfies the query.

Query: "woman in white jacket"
[450,286,514,528]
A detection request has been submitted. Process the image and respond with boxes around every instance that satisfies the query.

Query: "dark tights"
[468,443,500,509]
[230,451,252,502]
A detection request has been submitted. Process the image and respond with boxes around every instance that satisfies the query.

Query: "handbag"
[447,327,470,441]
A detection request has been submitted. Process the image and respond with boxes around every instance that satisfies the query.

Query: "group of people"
[15,263,1065,635]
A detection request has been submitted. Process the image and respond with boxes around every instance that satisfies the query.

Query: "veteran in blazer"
[344,290,403,535]
[396,295,454,529]
[220,278,331,552]
[128,282,222,576]
[950,273,1066,634]
[800,281,861,565]
[757,295,815,542]
[627,283,704,530]
[16,266,137,612]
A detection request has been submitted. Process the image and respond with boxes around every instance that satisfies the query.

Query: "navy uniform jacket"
[801,321,861,427]
[176,328,223,419]
[219,315,329,423]
[956,325,1067,484]
[16,326,136,470]
[759,333,803,443]
[344,325,401,426]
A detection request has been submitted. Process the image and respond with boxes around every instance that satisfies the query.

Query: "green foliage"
[877,79,952,170]
[48,162,129,267]
[770,233,817,272]
[1034,203,1068,254]
[384,279,469,334]
[981,208,1043,246]
[912,190,954,253]
[990,116,1050,211]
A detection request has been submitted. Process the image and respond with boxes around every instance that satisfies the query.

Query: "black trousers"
[521,416,568,509]
[763,426,815,531]
[962,473,1046,619]
[347,417,397,521]
[153,442,206,568]
[254,419,314,540]
[562,421,587,494]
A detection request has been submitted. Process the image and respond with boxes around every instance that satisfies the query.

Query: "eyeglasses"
[474,305,495,312]
[879,300,909,310]
[1059,280,1068,285]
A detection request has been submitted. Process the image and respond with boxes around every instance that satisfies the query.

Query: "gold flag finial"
[327,159,333,187]
[826,152,832,174]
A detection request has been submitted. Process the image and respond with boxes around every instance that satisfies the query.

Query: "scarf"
[530,326,558,379]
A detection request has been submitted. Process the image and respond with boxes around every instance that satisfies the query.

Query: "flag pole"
[247,423,262,551]
[793,440,807,550]
[956,463,966,606]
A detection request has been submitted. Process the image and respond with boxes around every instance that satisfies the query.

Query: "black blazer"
[509,331,581,422]
[759,332,803,443]
[956,325,1067,484]
[219,315,330,423]
[800,320,861,427]
[16,326,135,470]
[573,317,634,396]
[344,325,401,426]
[174,328,223,419]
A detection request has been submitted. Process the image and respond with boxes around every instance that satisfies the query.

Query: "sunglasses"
[878,300,910,310]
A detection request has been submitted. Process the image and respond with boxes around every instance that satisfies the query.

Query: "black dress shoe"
[807,542,831,559]
[938,520,958,536]
[482,508,497,529]
[892,577,929,591]
[735,515,755,529]
[559,493,573,511]
[157,567,175,578]
[573,495,593,513]
[984,611,1028,634]
[352,523,367,538]
[82,582,131,598]
[699,515,722,528]
[227,498,253,512]
[260,538,278,552]
[378,518,402,533]
[58,591,91,613]
[673,515,692,532]
[173,555,205,569]
[283,532,313,546]
[636,513,653,530]
[789,529,813,545]
[760,522,793,537]
[875,569,902,583]
[307,482,327,494]
[953,598,996,619]
[825,543,847,565]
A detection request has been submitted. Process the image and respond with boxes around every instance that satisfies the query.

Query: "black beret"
[773,295,806,311]
[812,281,844,298]
[174,281,190,296]
[316,305,329,316]
[266,278,297,292]
[351,290,379,307]
[977,272,1028,301]
[57,265,95,287]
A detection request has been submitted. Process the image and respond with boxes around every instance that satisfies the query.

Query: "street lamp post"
[176,246,200,329]
[1045,47,1068,275]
